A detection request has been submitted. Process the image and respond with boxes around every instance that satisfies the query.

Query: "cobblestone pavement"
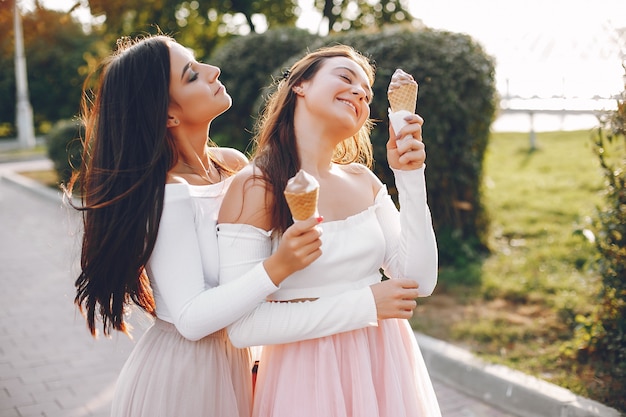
[0,163,517,417]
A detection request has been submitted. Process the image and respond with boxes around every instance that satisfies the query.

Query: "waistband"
[153,318,227,340]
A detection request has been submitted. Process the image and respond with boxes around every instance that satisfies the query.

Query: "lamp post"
[13,0,35,149]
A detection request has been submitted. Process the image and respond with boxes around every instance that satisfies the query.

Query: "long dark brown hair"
[69,35,177,337]
[252,45,376,234]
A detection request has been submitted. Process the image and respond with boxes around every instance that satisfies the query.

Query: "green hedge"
[209,27,498,264]
[46,119,84,187]
[208,27,320,153]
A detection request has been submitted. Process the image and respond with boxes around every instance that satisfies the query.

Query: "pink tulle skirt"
[252,318,441,417]
[111,319,254,417]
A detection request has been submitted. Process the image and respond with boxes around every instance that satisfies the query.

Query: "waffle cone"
[284,188,319,221]
[388,82,418,113]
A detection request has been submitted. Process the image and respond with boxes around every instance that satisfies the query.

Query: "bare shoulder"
[218,164,273,229]
[340,163,383,196]
[212,147,249,172]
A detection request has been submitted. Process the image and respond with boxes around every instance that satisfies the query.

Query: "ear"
[292,83,305,96]
[166,114,180,128]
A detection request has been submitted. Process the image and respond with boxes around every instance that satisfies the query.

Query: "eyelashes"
[340,73,371,103]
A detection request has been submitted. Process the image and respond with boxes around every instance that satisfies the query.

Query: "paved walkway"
[0,158,522,417]
[9,154,624,417]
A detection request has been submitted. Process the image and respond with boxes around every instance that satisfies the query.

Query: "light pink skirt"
[111,319,253,417]
[252,318,441,417]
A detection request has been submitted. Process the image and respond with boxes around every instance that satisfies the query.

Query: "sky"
[20,0,626,100]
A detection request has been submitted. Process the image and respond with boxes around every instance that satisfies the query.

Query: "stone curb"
[415,332,622,417]
[0,170,63,203]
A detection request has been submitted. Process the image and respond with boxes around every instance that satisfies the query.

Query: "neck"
[295,135,335,178]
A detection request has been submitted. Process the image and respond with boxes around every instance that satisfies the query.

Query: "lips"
[338,98,358,116]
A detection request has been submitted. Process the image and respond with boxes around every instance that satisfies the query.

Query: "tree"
[0,4,99,135]
[0,0,17,136]
[313,0,414,33]
[85,0,299,57]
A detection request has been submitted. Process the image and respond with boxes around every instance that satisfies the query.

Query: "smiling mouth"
[338,99,357,115]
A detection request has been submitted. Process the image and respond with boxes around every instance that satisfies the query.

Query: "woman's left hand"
[387,113,425,171]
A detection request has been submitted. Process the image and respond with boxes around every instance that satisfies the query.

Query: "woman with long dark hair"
[70,35,422,417]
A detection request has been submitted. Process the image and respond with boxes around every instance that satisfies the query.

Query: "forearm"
[382,166,438,296]
[218,222,379,347]
[227,286,377,348]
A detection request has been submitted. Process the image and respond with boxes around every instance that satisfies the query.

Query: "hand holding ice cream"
[388,69,418,148]
[284,169,320,221]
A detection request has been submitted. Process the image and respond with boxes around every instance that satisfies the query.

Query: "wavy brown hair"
[252,45,376,234]
[68,35,228,337]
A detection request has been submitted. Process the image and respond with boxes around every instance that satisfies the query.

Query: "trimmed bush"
[46,119,84,187]
[208,27,320,153]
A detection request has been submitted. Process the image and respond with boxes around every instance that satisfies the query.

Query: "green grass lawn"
[411,129,621,409]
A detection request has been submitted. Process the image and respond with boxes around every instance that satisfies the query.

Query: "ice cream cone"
[388,69,419,144]
[388,78,418,113]
[284,188,319,221]
[284,169,320,221]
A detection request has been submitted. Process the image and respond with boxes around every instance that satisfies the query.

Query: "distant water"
[492,97,617,132]
[492,112,601,132]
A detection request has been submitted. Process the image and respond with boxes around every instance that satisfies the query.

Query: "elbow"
[418,282,436,297]
[416,268,438,297]
[227,326,252,348]
[175,326,204,342]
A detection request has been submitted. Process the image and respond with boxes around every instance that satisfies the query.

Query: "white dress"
[218,167,442,417]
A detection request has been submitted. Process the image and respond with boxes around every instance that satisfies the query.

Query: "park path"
[0,159,517,417]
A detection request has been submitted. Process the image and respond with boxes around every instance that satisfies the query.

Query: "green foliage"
[0,2,16,138]
[208,27,320,153]
[314,0,414,33]
[570,87,626,404]
[0,6,99,136]
[86,0,300,57]
[46,119,84,186]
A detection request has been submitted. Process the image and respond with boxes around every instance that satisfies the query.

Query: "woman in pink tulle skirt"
[218,45,442,416]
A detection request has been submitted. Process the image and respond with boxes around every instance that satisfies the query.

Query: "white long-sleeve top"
[218,167,438,348]
[145,178,278,341]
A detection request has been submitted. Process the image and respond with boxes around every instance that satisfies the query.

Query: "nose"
[351,85,367,100]
[202,63,220,81]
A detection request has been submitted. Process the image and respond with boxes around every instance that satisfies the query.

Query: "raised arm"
[376,167,438,296]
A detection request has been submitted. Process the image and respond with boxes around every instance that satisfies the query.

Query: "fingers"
[279,217,323,268]
[387,114,423,147]
[370,278,421,320]
[387,113,425,169]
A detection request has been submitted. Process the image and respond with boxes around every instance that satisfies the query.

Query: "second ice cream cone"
[284,188,319,221]
[284,169,320,221]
